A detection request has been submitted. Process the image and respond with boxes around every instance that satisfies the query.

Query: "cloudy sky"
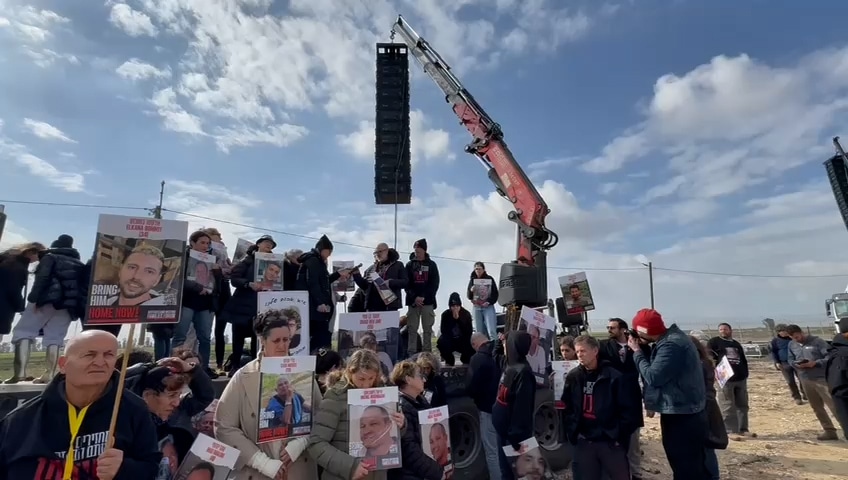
[2,0,847,334]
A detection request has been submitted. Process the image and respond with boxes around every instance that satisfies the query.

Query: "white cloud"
[150,87,206,136]
[0,4,75,67]
[116,58,171,82]
[22,118,77,143]
[109,3,158,38]
[15,153,86,192]
[337,110,453,165]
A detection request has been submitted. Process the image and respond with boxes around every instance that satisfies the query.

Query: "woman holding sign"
[215,309,324,480]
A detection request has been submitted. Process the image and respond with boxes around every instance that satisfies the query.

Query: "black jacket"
[466,340,500,413]
[827,334,848,400]
[283,258,300,292]
[353,248,408,311]
[28,247,84,317]
[491,331,536,449]
[221,254,259,327]
[707,336,749,382]
[0,252,29,334]
[439,308,474,341]
[0,372,161,480]
[389,393,443,480]
[182,248,222,312]
[296,249,341,324]
[423,371,448,409]
[561,361,641,446]
[466,272,499,305]
[405,254,440,307]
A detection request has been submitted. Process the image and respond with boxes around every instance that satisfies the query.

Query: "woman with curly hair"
[415,352,447,408]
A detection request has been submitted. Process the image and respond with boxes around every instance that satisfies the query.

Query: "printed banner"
[715,356,733,389]
[552,360,580,409]
[337,311,401,375]
[502,437,554,480]
[172,433,239,480]
[254,252,284,291]
[348,387,402,470]
[332,260,356,292]
[258,356,316,443]
[557,271,595,314]
[210,241,228,262]
[519,306,557,384]
[86,214,188,325]
[368,271,397,305]
[419,406,453,478]
[232,238,253,264]
[472,278,493,306]
[257,291,310,356]
[187,249,216,293]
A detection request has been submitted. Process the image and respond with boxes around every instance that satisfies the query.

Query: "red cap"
[632,309,667,337]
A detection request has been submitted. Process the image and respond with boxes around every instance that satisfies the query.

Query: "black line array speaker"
[374,43,411,205]
[824,153,848,232]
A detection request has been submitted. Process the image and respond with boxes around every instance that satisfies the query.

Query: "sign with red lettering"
[257,355,316,444]
[174,433,238,480]
[348,387,402,471]
[419,406,453,477]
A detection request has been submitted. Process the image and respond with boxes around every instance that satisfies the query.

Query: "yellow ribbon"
[63,402,89,480]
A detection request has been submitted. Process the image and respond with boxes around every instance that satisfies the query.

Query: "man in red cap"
[626,308,710,480]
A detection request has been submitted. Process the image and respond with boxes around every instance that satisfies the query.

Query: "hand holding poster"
[348,387,402,470]
[557,271,595,314]
[173,433,239,480]
[502,437,554,480]
[187,250,216,293]
[519,306,556,384]
[86,214,188,325]
[551,360,580,409]
[332,260,356,291]
[258,356,316,443]
[254,252,284,291]
[337,311,401,375]
[257,291,310,356]
[419,406,453,479]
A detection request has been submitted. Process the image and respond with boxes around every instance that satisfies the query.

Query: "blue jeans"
[479,412,501,480]
[704,448,720,480]
[473,305,497,340]
[173,307,213,368]
[153,335,171,361]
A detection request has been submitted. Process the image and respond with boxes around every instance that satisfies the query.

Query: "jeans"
[660,410,711,480]
[153,335,171,361]
[473,305,497,340]
[704,448,720,479]
[214,314,228,368]
[779,362,805,400]
[173,307,213,368]
[479,412,501,480]
[718,379,749,433]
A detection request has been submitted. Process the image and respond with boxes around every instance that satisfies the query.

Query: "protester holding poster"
[388,360,446,480]
[557,271,595,314]
[351,243,407,312]
[519,306,556,384]
[337,310,402,368]
[296,234,344,351]
[86,214,188,326]
[282,248,303,292]
[216,309,324,480]
[220,235,277,373]
[257,291,310,356]
[254,252,284,291]
[347,387,402,470]
[257,356,316,443]
[467,262,499,341]
[308,349,405,480]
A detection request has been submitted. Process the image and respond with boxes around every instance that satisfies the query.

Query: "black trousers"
[436,335,473,366]
[214,314,227,368]
[230,322,257,373]
[574,438,630,480]
[310,319,332,353]
[660,410,711,480]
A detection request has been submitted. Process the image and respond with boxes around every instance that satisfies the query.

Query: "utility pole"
[647,261,655,309]
[138,181,166,346]
[0,204,6,244]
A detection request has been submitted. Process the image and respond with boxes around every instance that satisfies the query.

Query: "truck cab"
[825,291,848,334]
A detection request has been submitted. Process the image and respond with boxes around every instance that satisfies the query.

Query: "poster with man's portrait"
[186,249,216,292]
[254,252,284,291]
[502,437,554,480]
[419,406,453,479]
[257,356,316,443]
[337,311,400,375]
[348,387,402,470]
[172,433,239,480]
[86,214,188,325]
[557,271,595,314]
[257,291,310,356]
[519,306,556,385]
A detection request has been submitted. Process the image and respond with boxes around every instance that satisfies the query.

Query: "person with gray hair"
[283,248,303,291]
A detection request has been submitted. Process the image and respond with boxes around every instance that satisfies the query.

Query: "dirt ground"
[556,359,848,480]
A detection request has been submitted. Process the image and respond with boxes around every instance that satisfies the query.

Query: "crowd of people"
[1,229,847,480]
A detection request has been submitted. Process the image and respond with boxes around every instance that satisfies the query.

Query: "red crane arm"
[390,16,559,266]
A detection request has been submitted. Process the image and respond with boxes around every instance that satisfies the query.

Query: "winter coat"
[28,247,84,317]
[466,340,500,414]
[439,307,474,342]
[770,335,793,364]
[388,393,443,480]
[826,334,848,400]
[491,331,536,449]
[0,252,29,334]
[353,249,408,311]
[297,249,341,327]
[788,335,831,381]
[215,358,323,480]
[283,258,300,292]
[466,272,498,306]
[221,254,259,327]
[182,248,222,312]
[404,254,440,308]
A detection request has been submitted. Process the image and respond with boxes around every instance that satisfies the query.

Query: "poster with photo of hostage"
[558,271,595,315]
[187,250,216,293]
[254,252,284,291]
[332,260,356,292]
[337,311,400,377]
[519,306,557,384]
[551,360,580,409]
[419,406,453,479]
[232,237,253,264]
[471,278,493,306]
[502,437,554,480]
[257,291,310,356]
[86,214,188,325]
[257,355,316,443]
[173,433,239,480]
[348,386,402,471]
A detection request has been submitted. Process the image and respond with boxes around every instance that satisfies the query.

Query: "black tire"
[447,396,488,480]
[534,388,573,471]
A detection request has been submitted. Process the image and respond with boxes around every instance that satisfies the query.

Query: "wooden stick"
[107,322,137,448]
